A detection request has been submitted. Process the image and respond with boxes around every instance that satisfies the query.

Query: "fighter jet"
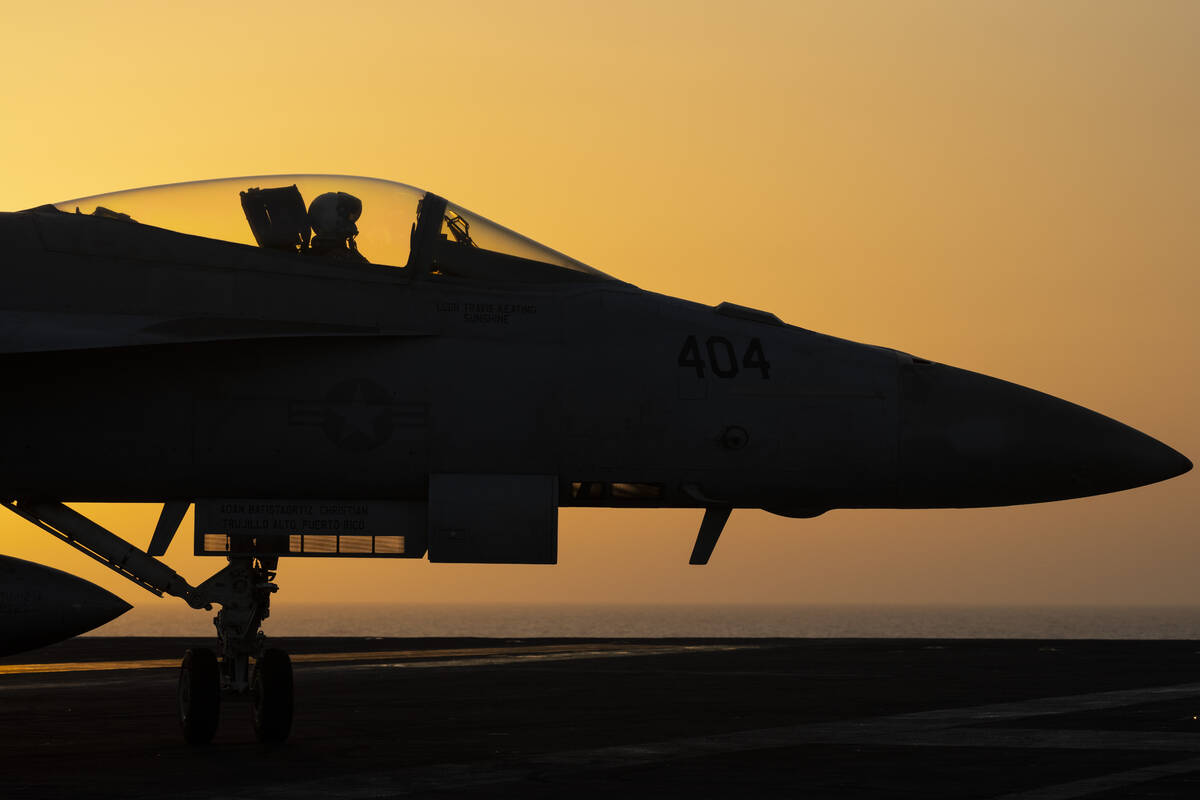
[0,175,1189,743]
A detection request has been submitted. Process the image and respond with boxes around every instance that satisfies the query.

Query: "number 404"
[678,335,770,379]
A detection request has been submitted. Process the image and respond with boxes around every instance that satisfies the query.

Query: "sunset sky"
[0,1,1196,612]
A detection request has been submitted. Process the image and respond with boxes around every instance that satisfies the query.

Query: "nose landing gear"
[181,556,294,744]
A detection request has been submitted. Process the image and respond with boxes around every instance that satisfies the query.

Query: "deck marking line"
[309,645,749,674]
[989,754,1200,800]
[823,725,1200,753]
[887,682,1200,724]
[0,642,747,678]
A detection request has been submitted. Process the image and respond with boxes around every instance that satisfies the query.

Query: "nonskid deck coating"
[4,638,1200,798]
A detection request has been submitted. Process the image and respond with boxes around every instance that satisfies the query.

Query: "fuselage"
[0,205,1188,516]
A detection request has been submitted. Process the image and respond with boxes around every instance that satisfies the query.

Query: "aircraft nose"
[898,361,1191,507]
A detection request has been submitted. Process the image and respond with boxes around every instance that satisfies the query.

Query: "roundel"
[322,378,395,452]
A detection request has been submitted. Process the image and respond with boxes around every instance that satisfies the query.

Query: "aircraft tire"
[251,648,293,743]
[179,648,220,745]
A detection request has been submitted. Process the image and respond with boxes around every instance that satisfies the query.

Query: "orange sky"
[0,1,1196,610]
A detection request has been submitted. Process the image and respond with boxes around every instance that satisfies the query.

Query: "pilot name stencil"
[197,499,406,539]
[438,301,537,325]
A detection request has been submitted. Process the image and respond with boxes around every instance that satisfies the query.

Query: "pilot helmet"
[308,192,362,239]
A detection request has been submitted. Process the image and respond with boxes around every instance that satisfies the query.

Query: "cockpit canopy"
[54,175,613,283]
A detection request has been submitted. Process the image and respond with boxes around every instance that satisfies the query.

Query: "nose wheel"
[178,648,221,744]
[251,648,294,743]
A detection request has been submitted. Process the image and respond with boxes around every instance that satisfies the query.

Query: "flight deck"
[3,637,1200,798]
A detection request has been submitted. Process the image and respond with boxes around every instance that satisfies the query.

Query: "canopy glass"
[54,174,612,282]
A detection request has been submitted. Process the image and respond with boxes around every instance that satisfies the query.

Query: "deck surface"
[4,637,1200,798]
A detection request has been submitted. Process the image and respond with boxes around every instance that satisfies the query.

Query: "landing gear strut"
[1,501,294,744]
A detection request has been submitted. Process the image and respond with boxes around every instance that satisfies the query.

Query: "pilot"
[308,192,368,263]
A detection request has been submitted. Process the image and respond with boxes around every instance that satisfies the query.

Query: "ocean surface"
[87,603,1200,640]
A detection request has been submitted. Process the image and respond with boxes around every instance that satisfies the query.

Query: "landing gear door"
[427,474,557,564]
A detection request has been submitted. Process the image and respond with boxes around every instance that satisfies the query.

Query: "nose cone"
[899,362,1191,508]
